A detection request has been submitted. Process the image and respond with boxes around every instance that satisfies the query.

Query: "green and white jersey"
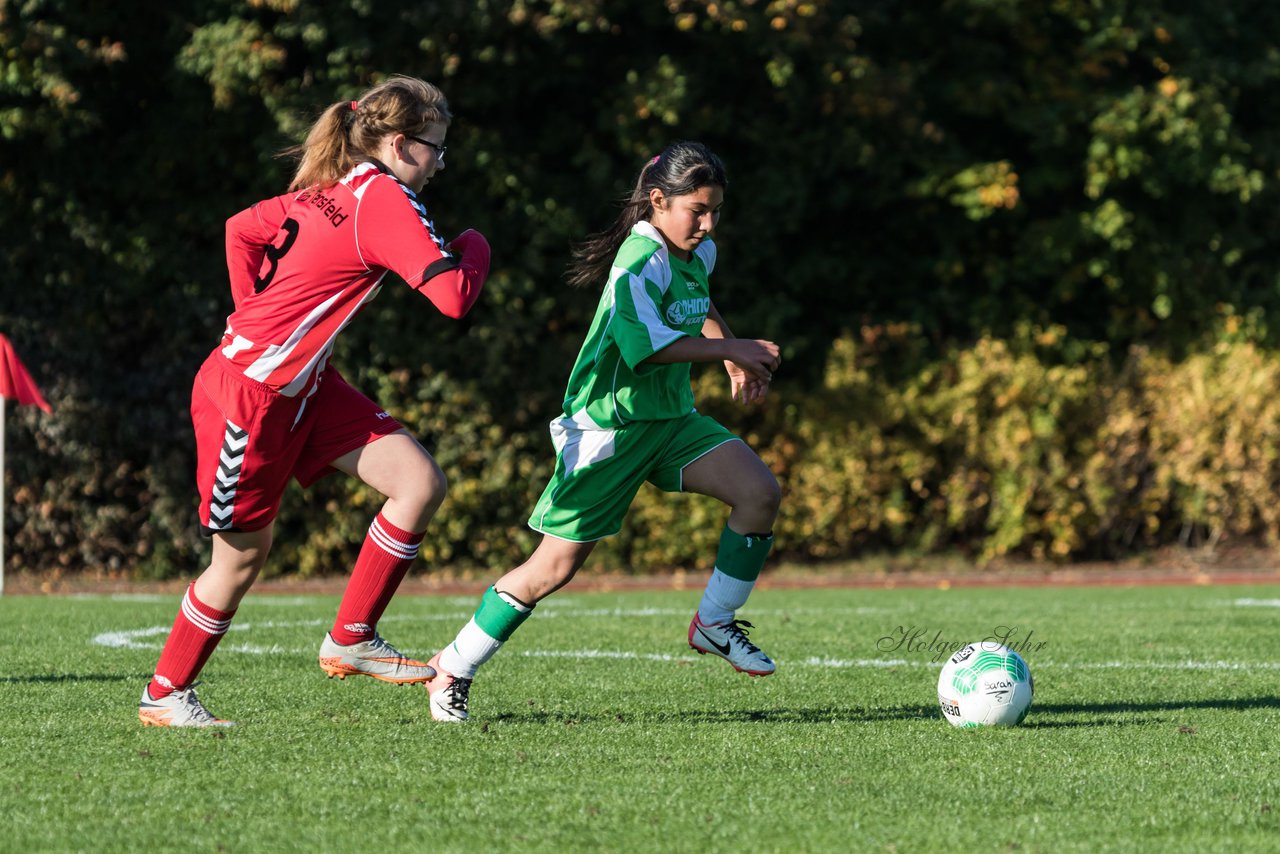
[560,221,717,428]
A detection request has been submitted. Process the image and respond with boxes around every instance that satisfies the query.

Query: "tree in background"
[4,0,1280,575]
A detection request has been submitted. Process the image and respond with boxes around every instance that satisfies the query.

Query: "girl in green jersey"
[426,141,782,721]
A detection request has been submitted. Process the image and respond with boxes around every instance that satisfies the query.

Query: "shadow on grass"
[487,695,1280,726]
[489,704,942,725]
[1035,696,1280,714]
[1024,696,1280,727]
[0,673,143,684]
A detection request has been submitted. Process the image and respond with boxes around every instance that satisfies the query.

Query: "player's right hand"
[447,229,491,280]
[724,338,781,382]
[447,228,490,258]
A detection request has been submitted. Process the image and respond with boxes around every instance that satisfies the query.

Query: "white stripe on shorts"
[550,417,618,478]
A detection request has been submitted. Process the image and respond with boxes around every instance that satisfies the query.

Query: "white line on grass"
[517,649,693,664]
[540,604,890,617]
[1234,598,1280,607]
[1047,659,1280,671]
[538,607,687,618]
[797,656,1280,671]
[92,625,174,648]
[92,613,471,650]
[517,651,1280,671]
[92,609,1280,673]
[68,593,171,602]
[92,621,1280,673]
[797,655,920,668]
[89,607,746,651]
[512,650,921,668]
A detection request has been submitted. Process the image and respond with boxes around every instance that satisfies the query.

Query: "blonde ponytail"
[286,76,452,191]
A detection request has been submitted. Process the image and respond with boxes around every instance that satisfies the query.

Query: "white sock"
[439,618,502,679]
[698,569,756,626]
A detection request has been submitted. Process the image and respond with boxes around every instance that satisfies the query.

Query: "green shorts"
[528,411,740,542]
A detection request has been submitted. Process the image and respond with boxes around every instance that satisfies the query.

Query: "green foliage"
[6,0,1280,575]
[763,324,1280,564]
[1145,337,1280,547]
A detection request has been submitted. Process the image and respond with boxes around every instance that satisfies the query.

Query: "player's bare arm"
[698,301,774,404]
[642,335,778,378]
[645,303,781,397]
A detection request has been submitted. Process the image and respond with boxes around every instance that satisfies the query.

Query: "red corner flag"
[0,334,51,412]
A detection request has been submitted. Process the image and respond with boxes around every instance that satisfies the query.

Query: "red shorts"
[191,353,403,534]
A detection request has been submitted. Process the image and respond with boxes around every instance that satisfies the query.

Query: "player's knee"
[420,461,448,510]
[760,472,782,518]
[534,550,584,593]
[738,471,781,523]
[206,537,270,603]
[214,528,273,572]
[397,456,447,518]
[551,554,581,586]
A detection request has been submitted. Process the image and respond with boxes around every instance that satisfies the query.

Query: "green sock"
[473,586,533,642]
[715,526,774,582]
[698,527,774,624]
[440,587,534,679]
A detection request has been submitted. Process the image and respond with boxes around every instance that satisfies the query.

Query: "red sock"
[330,512,424,645]
[148,582,236,698]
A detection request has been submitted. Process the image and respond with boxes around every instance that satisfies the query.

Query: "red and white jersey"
[219,160,483,397]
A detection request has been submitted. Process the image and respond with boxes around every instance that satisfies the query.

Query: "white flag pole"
[1,394,6,597]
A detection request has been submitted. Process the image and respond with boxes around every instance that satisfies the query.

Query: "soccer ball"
[937,642,1033,727]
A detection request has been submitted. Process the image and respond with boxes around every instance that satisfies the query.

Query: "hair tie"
[351,100,359,112]
[648,155,660,166]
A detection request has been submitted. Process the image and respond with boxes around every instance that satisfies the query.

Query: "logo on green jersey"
[666,297,710,327]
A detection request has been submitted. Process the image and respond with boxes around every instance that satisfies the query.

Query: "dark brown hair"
[566,141,727,288]
[287,76,452,191]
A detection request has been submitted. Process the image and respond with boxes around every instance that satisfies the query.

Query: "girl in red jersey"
[139,76,490,727]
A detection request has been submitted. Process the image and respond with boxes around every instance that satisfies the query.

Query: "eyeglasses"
[407,135,447,160]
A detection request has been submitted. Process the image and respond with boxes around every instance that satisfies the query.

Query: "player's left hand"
[726,360,771,405]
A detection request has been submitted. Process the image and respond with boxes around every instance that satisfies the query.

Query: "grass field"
[2,581,1279,852]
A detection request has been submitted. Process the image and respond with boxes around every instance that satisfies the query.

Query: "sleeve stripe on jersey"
[390,181,450,254]
[641,249,673,294]
[421,255,461,284]
[596,268,624,364]
[623,270,684,353]
[694,239,717,275]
